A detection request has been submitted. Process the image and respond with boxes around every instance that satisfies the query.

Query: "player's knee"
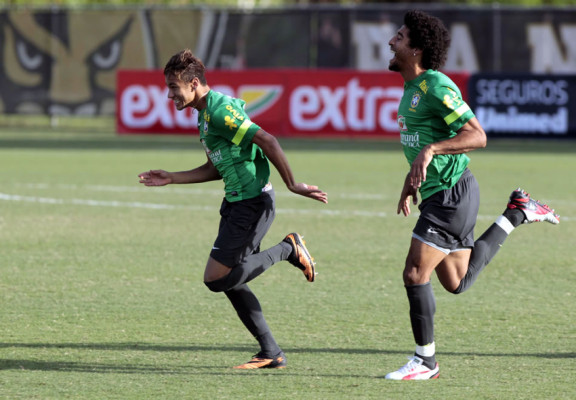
[403,267,425,286]
[450,281,465,295]
[204,279,227,292]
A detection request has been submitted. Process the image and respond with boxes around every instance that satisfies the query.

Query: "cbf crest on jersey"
[201,110,210,133]
[410,92,422,111]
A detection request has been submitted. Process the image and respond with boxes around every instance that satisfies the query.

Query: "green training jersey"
[198,90,269,202]
[397,70,475,200]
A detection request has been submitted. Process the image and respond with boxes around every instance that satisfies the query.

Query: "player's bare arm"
[252,129,328,204]
[139,156,221,186]
[409,118,486,189]
[427,117,487,155]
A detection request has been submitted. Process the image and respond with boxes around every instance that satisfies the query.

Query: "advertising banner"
[2,7,574,118]
[468,74,576,138]
[117,69,470,137]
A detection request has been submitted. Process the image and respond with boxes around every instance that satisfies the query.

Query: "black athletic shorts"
[412,168,480,252]
[210,186,275,267]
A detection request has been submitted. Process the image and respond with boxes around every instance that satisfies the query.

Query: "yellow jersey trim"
[232,120,253,145]
[444,104,471,125]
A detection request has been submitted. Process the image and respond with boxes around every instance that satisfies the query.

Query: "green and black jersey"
[397,70,476,200]
[198,90,269,202]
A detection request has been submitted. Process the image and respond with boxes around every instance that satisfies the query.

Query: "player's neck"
[401,64,427,83]
[192,86,211,111]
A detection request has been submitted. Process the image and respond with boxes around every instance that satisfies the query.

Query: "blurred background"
[0,0,575,138]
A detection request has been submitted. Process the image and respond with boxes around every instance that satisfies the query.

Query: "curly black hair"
[404,10,451,70]
[164,49,207,85]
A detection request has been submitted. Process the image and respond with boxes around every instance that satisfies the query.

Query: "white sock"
[416,342,435,357]
[495,215,515,235]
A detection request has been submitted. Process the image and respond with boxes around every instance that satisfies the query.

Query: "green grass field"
[0,129,575,399]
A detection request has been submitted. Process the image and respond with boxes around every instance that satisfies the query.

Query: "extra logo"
[117,72,406,135]
[119,83,283,131]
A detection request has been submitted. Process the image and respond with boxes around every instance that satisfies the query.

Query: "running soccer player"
[385,10,559,380]
[139,49,328,369]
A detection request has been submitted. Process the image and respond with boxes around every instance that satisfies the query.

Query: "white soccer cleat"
[507,188,559,225]
[385,356,440,380]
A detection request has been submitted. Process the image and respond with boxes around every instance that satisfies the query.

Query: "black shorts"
[210,187,275,267]
[413,169,480,252]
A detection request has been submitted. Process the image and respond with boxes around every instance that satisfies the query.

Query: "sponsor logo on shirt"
[200,139,222,164]
[224,105,245,131]
[224,115,238,130]
[209,149,223,164]
[400,132,419,148]
[398,115,407,131]
[398,115,419,148]
[443,88,462,110]
[419,80,429,94]
[201,138,210,153]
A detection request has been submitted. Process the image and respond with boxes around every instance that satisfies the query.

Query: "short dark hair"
[404,10,450,70]
[164,49,207,84]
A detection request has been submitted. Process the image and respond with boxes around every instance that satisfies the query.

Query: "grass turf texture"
[0,129,575,399]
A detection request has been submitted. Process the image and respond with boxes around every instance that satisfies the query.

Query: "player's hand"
[397,183,418,217]
[409,145,434,189]
[138,169,172,186]
[289,183,328,204]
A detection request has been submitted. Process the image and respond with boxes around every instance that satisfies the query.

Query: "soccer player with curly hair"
[385,10,559,380]
[139,49,327,369]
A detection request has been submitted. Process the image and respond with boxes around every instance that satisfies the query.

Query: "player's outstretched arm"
[138,169,173,186]
[139,157,221,186]
[289,182,328,203]
[252,129,328,204]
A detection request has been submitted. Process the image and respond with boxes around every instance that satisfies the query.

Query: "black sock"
[415,353,437,370]
[453,220,510,294]
[205,243,290,292]
[406,283,435,351]
[255,332,282,357]
[224,284,281,356]
[503,208,525,227]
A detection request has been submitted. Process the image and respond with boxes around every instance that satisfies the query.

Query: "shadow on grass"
[0,358,381,380]
[0,359,185,374]
[1,342,574,375]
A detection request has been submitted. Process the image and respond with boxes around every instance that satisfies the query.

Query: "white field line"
[0,192,386,218]
[16,183,387,201]
[3,183,571,221]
